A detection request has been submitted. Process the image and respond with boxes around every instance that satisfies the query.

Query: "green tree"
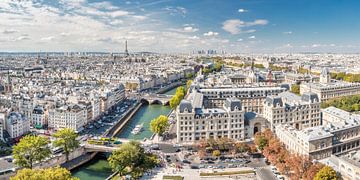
[290,84,300,95]
[203,67,211,74]
[150,115,169,136]
[11,167,78,180]
[254,134,268,151]
[52,128,80,162]
[108,141,159,178]
[175,86,186,98]
[13,135,51,169]
[186,80,193,92]
[212,150,221,157]
[185,73,193,79]
[169,86,186,109]
[169,95,181,109]
[314,166,338,180]
[214,62,223,72]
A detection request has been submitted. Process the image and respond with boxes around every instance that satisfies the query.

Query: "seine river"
[71,87,178,180]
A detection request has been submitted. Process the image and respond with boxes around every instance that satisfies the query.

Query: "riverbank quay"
[109,102,143,137]
[155,81,183,94]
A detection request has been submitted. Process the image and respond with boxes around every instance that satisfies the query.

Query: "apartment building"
[276,106,360,160]
[31,105,47,128]
[197,86,287,114]
[48,104,86,132]
[6,112,30,138]
[263,91,321,131]
[300,68,360,102]
[176,91,245,143]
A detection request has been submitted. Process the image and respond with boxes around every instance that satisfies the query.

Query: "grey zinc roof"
[265,96,283,107]
[179,100,193,113]
[224,97,242,111]
[301,92,319,103]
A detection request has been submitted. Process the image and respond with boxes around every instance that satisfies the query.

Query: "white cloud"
[188,36,199,40]
[90,1,119,10]
[163,6,187,17]
[237,38,243,41]
[41,36,55,41]
[3,29,18,34]
[248,35,256,39]
[203,31,219,36]
[283,31,292,34]
[60,32,71,36]
[312,44,336,48]
[222,19,268,34]
[16,36,30,41]
[183,26,198,33]
[238,8,248,13]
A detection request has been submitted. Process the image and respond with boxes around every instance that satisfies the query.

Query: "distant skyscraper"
[125,40,129,56]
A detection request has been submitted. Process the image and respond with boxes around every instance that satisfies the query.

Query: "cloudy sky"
[1,0,360,53]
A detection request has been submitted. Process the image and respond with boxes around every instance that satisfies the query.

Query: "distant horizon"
[1,51,360,55]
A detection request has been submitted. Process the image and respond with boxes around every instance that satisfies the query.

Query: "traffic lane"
[256,167,277,180]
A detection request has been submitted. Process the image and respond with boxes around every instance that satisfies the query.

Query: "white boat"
[131,123,143,134]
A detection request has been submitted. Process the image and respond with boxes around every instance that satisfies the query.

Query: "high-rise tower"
[125,40,129,56]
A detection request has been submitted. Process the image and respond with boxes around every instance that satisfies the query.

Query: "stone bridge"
[84,139,152,153]
[141,93,173,105]
[84,144,120,153]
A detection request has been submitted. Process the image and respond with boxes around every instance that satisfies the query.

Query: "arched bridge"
[141,94,173,105]
[84,139,152,153]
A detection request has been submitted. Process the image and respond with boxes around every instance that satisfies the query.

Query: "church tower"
[320,67,331,84]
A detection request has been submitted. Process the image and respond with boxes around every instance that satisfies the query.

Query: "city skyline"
[1,0,360,53]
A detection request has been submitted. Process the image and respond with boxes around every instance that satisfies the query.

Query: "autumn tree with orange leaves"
[254,128,331,180]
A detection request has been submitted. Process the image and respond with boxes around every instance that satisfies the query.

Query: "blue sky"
[0,0,360,53]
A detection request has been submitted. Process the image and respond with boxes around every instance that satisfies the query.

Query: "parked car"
[199,164,206,168]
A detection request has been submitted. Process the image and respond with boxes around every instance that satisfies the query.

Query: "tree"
[13,135,51,169]
[214,62,223,72]
[212,150,221,157]
[175,86,186,98]
[169,95,181,109]
[254,133,268,151]
[150,115,169,136]
[186,80,193,92]
[235,142,250,153]
[314,166,338,180]
[11,167,78,180]
[304,163,325,180]
[290,84,300,95]
[185,73,193,79]
[108,141,159,178]
[203,67,212,74]
[285,154,312,179]
[52,128,80,162]
[169,86,186,109]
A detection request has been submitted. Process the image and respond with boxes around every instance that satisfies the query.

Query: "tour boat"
[131,123,143,134]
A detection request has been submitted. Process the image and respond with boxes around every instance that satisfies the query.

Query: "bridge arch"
[140,98,150,104]
[150,99,163,105]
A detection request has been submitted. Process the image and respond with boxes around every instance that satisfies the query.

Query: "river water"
[72,86,178,180]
